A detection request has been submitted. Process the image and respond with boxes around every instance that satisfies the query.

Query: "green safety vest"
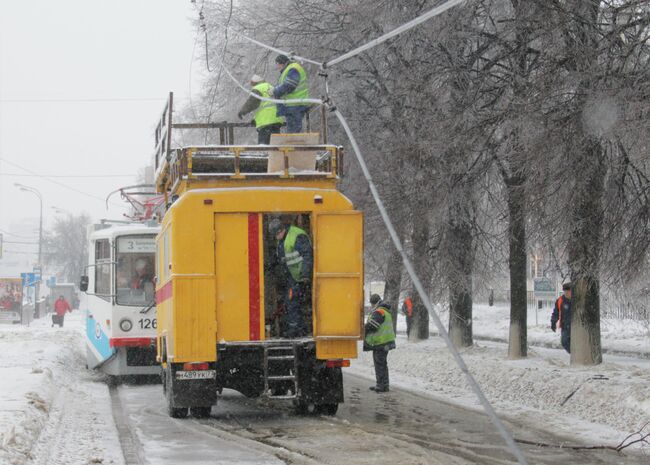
[278,62,309,106]
[283,225,310,282]
[252,82,284,129]
[364,307,396,348]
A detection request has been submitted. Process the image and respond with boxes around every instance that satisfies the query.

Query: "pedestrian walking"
[551,282,572,353]
[401,296,414,338]
[52,295,71,328]
[364,294,396,392]
[269,219,313,337]
[269,55,309,133]
[238,75,284,144]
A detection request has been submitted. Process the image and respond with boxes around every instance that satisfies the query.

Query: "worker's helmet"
[268,218,286,236]
[250,74,264,84]
[369,294,381,305]
[562,282,572,291]
[275,54,290,65]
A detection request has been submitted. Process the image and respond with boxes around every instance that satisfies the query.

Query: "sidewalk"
[350,304,650,454]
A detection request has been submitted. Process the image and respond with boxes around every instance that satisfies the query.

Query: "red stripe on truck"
[248,213,261,340]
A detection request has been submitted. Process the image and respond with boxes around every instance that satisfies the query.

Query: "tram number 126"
[138,318,157,329]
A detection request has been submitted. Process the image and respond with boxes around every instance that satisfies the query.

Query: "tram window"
[115,236,156,306]
[94,239,111,299]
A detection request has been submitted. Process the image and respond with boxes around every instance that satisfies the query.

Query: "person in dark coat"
[364,294,396,392]
[401,296,414,338]
[551,282,572,353]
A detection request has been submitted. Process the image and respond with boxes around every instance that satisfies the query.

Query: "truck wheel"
[294,401,316,415]
[316,403,339,416]
[168,405,188,418]
[164,366,187,418]
[190,406,212,418]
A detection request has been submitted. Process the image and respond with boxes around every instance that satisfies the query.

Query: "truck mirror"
[80,276,89,292]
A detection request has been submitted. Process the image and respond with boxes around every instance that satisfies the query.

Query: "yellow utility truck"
[153,93,363,418]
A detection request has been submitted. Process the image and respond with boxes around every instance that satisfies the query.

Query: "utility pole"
[15,183,43,318]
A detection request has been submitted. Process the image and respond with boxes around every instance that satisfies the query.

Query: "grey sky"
[0,0,198,234]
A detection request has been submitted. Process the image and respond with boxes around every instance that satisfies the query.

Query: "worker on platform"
[269,218,313,338]
[364,294,396,392]
[238,75,284,144]
[269,55,309,133]
[551,282,572,353]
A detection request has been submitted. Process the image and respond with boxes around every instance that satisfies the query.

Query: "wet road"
[116,374,641,465]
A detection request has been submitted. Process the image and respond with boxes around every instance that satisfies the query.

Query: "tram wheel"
[316,403,339,416]
[190,406,212,418]
[168,406,188,418]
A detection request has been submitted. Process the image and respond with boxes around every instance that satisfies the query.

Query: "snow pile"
[350,318,650,451]
[0,313,123,465]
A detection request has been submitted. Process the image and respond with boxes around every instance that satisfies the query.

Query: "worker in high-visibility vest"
[238,75,285,144]
[269,218,313,338]
[269,55,309,133]
[364,294,396,392]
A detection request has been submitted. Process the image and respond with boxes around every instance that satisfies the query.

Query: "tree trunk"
[411,213,430,340]
[447,184,474,348]
[507,180,528,359]
[568,139,605,365]
[383,246,402,333]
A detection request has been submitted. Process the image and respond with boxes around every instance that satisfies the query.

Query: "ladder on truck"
[263,345,299,399]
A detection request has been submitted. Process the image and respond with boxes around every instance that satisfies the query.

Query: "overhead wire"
[0,157,129,209]
[0,97,165,103]
[193,1,528,463]
[323,0,468,68]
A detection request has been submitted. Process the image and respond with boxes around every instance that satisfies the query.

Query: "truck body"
[154,94,363,418]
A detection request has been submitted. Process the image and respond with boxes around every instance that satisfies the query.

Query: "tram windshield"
[115,235,156,306]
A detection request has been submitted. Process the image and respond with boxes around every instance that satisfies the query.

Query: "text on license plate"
[175,370,216,380]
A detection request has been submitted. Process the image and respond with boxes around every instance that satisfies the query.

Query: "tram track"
[109,384,145,465]
[109,378,643,465]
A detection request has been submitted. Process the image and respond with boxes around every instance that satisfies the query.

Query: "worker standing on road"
[551,282,572,353]
[401,296,414,338]
[364,294,396,392]
[269,55,309,133]
[269,219,313,337]
[238,75,284,144]
[52,295,71,328]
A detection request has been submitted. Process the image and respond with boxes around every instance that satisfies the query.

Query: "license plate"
[175,370,216,380]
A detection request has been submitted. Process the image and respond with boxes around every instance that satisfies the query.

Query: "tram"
[154,93,364,418]
[80,221,160,378]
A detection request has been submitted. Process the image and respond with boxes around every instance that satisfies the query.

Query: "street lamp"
[14,183,43,318]
[51,206,70,216]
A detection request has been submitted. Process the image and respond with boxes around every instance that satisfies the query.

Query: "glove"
[250,119,256,127]
[268,87,275,98]
[551,323,556,333]
[237,112,244,120]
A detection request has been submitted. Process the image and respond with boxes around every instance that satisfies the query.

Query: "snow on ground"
[0,311,124,465]
[468,303,650,355]
[350,304,650,455]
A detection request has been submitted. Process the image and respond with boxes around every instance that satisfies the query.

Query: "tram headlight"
[119,318,133,332]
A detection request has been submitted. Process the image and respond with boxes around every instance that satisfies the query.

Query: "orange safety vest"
[404,297,413,317]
